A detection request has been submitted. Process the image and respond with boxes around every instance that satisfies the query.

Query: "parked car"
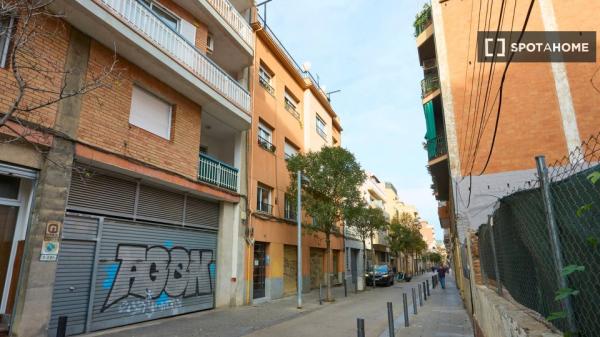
[365,264,395,286]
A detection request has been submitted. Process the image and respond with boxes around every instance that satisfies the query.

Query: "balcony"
[56,0,251,131]
[425,135,448,161]
[257,200,273,214]
[421,74,440,99]
[413,4,432,37]
[284,100,301,121]
[206,0,253,48]
[258,136,276,153]
[199,153,239,192]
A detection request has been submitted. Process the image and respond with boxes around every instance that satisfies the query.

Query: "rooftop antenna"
[326,89,341,102]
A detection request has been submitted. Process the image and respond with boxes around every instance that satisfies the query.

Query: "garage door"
[49,166,220,335]
[283,245,297,296]
[49,214,217,335]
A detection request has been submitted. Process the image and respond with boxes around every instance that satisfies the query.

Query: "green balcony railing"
[198,153,238,192]
[425,135,448,161]
[414,4,432,37]
[421,74,440,98]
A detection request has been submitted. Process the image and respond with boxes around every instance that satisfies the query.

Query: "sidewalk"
[385,273,473,337]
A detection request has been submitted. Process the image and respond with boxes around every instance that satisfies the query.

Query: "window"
[0,175,20,200]
[206,33,214,53]
[257,184,272,214]
[258,122,275,152]
[0,15,15,68]
[284,89,300,120]
[129,86,172,139]
[316,115,327,139]
[284,140,298,160]
[141,0,179,31]
[258,64,274,95]
[284,194,296,220]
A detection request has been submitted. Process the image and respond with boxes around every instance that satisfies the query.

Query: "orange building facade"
[245,19,344,303]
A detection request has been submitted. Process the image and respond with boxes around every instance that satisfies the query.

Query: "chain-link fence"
[478,133,600,337]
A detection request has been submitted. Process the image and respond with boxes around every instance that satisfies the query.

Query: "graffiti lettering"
[102,244,214,312]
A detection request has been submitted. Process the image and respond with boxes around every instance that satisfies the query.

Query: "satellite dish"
[301,61,311,72]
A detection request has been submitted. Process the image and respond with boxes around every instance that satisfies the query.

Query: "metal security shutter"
[137,184,184,224]
[67,170,137,218]
[48,214,99,337]
[90,219,216,331]
[185,196,219,229]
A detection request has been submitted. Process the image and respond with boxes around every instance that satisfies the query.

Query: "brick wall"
[0,16,70,131]
[78,41,202,180]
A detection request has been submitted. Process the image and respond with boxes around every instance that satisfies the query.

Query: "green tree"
[388,213,427,274]
[287,146,365,301]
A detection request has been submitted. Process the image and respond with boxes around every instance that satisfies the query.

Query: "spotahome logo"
[477,31,596,62]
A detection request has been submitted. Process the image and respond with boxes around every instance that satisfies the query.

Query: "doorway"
[0,205,18,312]
[283,245,297,296]
[253,242,267,299]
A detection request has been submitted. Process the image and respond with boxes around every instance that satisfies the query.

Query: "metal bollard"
[426,280,430,297]
[423,281,427,301]
[403,293,409,327]
[319,282,323,305]
[57,316,68,337]
[412,287,418,314]
[432,275,435,289]
[357,318,365,337]
[418,283,423,306]
[387,302,395,337]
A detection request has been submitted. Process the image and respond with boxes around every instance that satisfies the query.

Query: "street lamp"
[296,170,310,309]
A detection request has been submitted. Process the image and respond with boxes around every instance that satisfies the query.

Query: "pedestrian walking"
[437,264,447,289]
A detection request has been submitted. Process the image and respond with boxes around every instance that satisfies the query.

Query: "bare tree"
[0,0,117,152]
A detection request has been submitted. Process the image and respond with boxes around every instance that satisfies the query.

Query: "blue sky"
[261,0,440,240]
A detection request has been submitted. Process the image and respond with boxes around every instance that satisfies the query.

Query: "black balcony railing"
[284,99,301,120]
[258,135,276,153]
[414,4,432,37]
[425,135,448,161]
[257,200,273,214]
[421,74,440,98]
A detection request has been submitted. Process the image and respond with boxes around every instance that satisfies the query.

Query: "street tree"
[287,146,365,301]
[388,213,427,274]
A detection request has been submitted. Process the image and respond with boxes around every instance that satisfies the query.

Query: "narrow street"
[84,272,472,337]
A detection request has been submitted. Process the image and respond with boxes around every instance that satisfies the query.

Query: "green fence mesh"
[478,134,600,337]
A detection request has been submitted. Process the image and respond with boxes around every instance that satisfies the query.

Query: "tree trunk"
[325,233,333,301]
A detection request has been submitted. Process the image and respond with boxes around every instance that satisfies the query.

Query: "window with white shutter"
[129,86,172,139]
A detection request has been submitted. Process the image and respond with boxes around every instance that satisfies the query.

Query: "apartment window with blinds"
[316,114,327,139]
[129,86,173,139]
[284,194,296,220]
[257,184,272,214]
[284,140,298,160]
[259,63,275,95]
[0,16,15,68]
[284,89,300,120]
[258,122,275,152]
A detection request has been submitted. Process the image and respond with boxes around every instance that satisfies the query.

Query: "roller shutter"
[50,165,221,335]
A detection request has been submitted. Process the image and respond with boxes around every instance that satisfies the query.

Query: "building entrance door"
[283,245,297,296]
[350,249,358,285]
[0,205,18,313]
[253,242,267,299]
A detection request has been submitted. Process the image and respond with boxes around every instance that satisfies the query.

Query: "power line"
[467,0,508,177]
[477,0,536,175]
